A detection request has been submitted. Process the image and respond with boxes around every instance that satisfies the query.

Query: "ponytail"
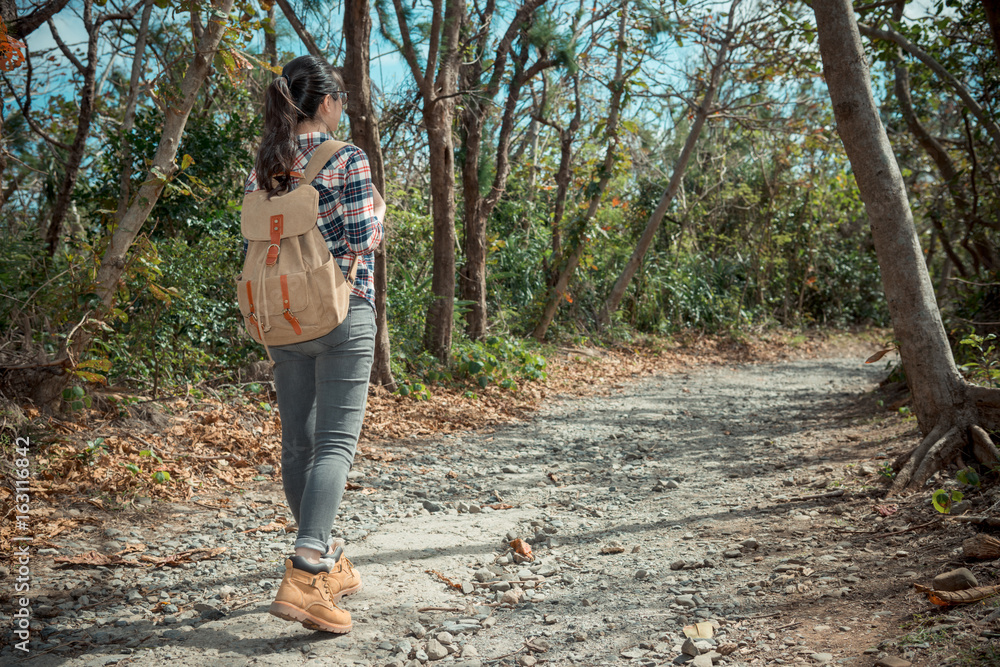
[255,56,346,198]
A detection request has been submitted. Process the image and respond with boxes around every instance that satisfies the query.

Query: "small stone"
[742,538,759,550]
[723,549,741,558]
[932,568,978,592]
[691,655,713,667]
[810,653,833,664]
[670,560,686,571]
[474,568,493,583]
[426,638,449,660]
[409,623,427,638]
[621,648,647,659]
[500,589,522,605]
[682,638,701,656]
[675,595,696,608]
[634,569,649,580]
[436,632,454,645]
[874,658,912,667]
[468,504,482,514]
[422,500,444,513]
[517,656,537,667]
[461,582,475,595]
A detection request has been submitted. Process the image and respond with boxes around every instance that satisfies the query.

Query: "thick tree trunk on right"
[813,0,1000,494]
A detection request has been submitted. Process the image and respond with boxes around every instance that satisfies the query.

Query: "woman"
[243,54,385,634]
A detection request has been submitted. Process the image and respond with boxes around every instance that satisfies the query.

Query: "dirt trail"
[9,353,987,667]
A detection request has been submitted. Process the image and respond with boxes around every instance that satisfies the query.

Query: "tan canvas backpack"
[236,139,358,355]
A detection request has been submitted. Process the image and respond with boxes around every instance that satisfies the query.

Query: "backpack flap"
[241,188,320,241]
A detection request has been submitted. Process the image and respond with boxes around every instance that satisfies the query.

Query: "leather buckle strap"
[267,215,283,266]
[246,281,263,341]
[280,274,303,335]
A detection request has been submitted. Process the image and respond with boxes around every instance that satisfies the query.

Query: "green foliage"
[957,467,981,488]
[78,438,108,465]
[931,488,964,514]
[957,332,999,388]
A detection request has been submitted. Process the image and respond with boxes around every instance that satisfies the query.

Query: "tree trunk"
[117,0,154,221]
[458,0,549,339]
[813,0,1000,494]
[343,0,395,390]
[983,0,1000,71]
[264,4,278,68]
[538,73,582,282]
[44,0,98,255]
[532,1,630,341]
[420,0,464,363]
[28,0,237,409]
[423,102,459,361]
[599,3,735,326]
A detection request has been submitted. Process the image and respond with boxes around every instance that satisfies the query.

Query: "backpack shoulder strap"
[301,139,350,184]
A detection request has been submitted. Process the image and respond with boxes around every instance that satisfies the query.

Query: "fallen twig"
[774,621,801,631]
[778,489,845,502]
[484,641,529,663]
[878,518,942,537]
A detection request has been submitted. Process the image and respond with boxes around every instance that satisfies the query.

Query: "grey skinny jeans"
[269,296,376,555]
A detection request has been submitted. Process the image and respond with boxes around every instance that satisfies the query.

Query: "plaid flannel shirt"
[243,132,383,312]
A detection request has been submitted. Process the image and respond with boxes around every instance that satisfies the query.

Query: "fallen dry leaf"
[683,621,715,639]
[242,521,288,534]
[873,504,898,517]
[510,538,533,561]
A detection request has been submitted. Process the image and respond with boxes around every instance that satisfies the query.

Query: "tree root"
[888,422,999,495]
[970,425,1000,467]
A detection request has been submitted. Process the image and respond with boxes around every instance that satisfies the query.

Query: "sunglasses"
[330,91,349,104]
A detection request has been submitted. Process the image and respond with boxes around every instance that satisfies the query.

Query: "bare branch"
[47,19,86,75]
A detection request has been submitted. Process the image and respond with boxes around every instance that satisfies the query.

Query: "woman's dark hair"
[255,55,345,197]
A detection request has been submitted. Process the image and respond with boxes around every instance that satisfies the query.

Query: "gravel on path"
[4,357,897,667]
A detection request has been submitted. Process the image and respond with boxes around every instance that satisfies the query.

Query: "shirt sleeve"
[339,149,383,255]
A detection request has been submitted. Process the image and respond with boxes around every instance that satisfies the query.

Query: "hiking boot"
[268,556,352,633]
[321,545,363,598]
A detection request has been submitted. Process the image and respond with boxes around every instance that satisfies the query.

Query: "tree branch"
[0,62,72,152]
[47,19,86,75]
[9,0,71,39]
[273,0,322,57]
[388,0,430,97]
[858,21,1000,157]
[424,0,443,87]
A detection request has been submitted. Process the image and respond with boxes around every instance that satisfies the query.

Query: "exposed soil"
[3,332,1000,667]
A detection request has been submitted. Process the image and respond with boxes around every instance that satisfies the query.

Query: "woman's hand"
[372,186,387,222]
